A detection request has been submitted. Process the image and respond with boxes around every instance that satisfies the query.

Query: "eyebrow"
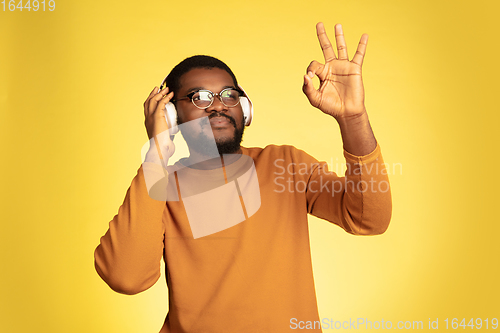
[186,85,236,94]
[186,86,204,94]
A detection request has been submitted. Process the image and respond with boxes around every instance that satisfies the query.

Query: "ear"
[238,85,253,126]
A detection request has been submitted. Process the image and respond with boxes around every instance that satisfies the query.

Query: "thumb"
[302,73,320,108]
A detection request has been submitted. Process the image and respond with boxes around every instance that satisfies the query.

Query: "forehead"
[178,68,235,93]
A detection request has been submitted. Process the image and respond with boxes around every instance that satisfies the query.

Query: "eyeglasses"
[176,88,244,109]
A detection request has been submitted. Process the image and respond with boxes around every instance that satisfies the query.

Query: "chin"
[215,129,244,155]
[215,137,241,154]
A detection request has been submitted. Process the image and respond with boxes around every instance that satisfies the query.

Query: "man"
[95,23,392,332]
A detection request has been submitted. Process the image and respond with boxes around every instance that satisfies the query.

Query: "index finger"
[316,22,336,62]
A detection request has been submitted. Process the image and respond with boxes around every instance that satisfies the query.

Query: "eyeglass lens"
[192,89,240,108]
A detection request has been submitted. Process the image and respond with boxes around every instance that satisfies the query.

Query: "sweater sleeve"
[94,164,167,295]
[306,144,392,235]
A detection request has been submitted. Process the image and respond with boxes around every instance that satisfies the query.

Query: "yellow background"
[1,0,499,331]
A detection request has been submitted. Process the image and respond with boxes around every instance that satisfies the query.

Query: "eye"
[221,89,239,101]
[194,90,212,102]
[190,90,213,108]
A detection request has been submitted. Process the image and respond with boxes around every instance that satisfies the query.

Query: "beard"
[178,112,245,156]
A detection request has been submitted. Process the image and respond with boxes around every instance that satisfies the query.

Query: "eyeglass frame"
[174,87,245,110]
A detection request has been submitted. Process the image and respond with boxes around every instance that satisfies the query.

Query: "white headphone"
[159,76,254,135]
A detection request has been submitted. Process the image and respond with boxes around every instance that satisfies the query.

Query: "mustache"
[207,112,237,127]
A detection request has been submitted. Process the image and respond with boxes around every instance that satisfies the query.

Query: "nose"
[205,94,227,114]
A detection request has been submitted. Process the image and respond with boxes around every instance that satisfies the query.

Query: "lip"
[209,117,233,128]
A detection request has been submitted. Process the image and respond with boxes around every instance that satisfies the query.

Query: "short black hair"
[163,55,239,99]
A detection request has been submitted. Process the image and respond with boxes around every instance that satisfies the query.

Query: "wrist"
[336,108,368,130]
[336,110,377,156]
[143,131,175,166]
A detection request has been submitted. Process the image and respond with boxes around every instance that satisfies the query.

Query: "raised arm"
[94,86,174,294]
[303,23,391,234]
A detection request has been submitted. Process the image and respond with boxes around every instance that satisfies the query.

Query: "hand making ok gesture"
[303,22,368,119]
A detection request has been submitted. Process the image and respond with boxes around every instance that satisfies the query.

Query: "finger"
[352,33,368,66]
[306,60,326,81]
[154,91,174,122]
[316,22,336,62]
[149,86,158,98]
[144,87,159,112]
[334,24,348,60]
[151,89,173,118]
[147,87,171,116]
[144,87,158,117]
[155,90,174,113]
[302,74,320,108]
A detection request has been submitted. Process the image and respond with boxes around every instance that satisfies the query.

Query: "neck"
[184,147,242,170]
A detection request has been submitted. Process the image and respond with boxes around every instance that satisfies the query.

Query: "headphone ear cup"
[239,97,253,126]
[165,102,179,135]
